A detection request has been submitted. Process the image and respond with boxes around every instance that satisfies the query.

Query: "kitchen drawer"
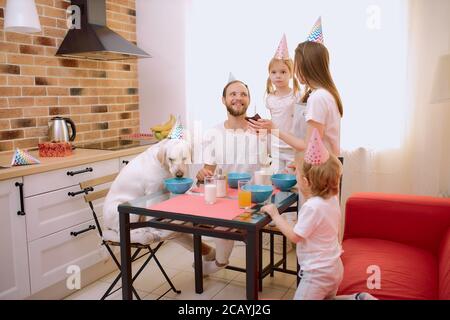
[24,159,119,197]
[119,154,139,169]
[25,184,108,241]
[28,218,106,294]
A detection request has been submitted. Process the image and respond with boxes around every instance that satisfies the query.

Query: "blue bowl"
[271,174,297,191]
[164,177,194,194]
[227,172,251,189]
[242,185,273,203]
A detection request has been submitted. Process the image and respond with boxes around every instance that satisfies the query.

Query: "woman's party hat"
[306,16,324,44]
[274,34,289,60]
[11,148,41,166]
[304,128,329,165]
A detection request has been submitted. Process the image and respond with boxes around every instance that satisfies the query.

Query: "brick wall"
[0,0,140,154]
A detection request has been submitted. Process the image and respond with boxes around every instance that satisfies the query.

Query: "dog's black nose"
[175,171,184,178]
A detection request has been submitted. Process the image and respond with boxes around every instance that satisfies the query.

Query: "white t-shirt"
[202,122,268,174]
[293,196,342,271]
[305,88,341,155]
[266,90,307,161]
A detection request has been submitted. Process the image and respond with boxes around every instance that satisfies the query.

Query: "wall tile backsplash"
[0,0,140,153]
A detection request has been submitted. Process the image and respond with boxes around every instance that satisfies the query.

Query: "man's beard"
[226,103,248,117]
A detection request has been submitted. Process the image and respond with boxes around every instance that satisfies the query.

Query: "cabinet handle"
[67,167,93,176]
[15,182,26,216]
[122,160,129,165]
[70,225,96,237]
[68,187,94,197]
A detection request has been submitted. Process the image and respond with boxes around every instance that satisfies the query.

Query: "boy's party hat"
[11,148,41,166]
[167,117,184,139]
[304,128,329,165]
[274,34,289,60]
[306,16,324,44]
[228,72,236,83]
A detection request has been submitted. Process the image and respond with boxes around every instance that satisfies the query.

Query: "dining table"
[118,186,298,300]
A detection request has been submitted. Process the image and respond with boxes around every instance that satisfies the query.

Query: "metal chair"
[259,156,344,289]
[78,173,181,300]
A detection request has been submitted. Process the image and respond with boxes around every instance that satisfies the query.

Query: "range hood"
[56,0,150,61]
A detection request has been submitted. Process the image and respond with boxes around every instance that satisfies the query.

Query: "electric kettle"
[48,117,76,142]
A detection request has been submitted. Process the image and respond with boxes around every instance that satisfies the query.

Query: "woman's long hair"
[294,41,343,117]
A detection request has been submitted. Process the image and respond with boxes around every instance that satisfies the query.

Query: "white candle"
[216,179,227,197]
[204,184,217,204]
[255,170,272,185]
[261,172,272,185]
[254,171,263,185]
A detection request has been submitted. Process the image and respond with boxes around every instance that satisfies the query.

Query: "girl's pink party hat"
[274,34,289,60]
[304,128,329,165]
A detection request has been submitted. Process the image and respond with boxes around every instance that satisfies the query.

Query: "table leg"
[119,212,132,300]
[193,234,203,294]
[258,230,263,292]
[246,229,259,300]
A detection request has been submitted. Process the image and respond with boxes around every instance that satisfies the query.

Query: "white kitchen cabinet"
[119,154,138,169]
[25,185,106,242]
[24,159,118,242]
[1,151,144,299]
[24,159,119,197]
[24,159,119,295]
[28,218,107,294]
[0,178,31,299]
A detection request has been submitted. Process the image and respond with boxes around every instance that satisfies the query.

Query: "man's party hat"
[274,34,290,60]
[167,117,184,139]
[228,72,236,83]
[306,16,324,44]
[11,148,41,166]
[304,128,329,165]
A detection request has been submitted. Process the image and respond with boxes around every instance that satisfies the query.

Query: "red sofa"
[337,193,450,300]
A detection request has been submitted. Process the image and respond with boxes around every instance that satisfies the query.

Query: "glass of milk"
[204,176,217,205]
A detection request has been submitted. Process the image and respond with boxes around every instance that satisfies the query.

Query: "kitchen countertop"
[0,146,150,181]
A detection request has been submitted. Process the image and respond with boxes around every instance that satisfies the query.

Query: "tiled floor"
[65,240,298,300]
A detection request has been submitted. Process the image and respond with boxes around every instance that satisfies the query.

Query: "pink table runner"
[148,194,246,220]
[190,185,239,198]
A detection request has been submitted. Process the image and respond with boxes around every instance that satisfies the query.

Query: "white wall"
[136,0,187,132]
[137,0,408,151]
[185,0,408,150]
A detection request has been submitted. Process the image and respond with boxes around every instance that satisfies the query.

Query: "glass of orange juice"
[238,180,252,209]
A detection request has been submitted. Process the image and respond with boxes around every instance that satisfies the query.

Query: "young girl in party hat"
[261,129,376,300]
[264,34,305,173]
[249,17,342,158]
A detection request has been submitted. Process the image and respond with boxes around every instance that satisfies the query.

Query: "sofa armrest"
[344,192,450,254]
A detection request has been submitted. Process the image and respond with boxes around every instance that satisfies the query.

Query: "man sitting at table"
[196,79,271,274]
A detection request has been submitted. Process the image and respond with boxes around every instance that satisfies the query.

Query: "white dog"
[103,138,192,243]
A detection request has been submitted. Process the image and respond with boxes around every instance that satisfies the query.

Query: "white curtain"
[341,0,450,207]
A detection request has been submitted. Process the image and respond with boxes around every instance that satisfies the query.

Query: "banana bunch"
[151,114,176,140]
